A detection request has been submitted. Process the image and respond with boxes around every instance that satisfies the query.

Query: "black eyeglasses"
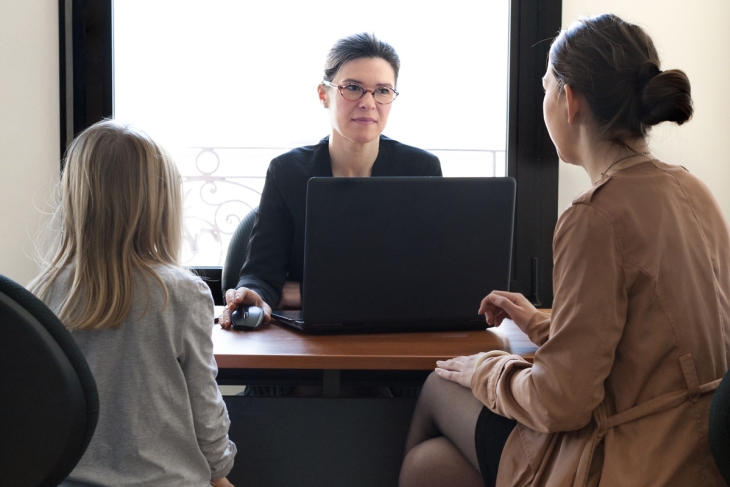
[322,81,399,104]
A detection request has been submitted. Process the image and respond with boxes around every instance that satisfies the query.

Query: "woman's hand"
[219,287,272,329]
[478,290,537,328]
[211,477,235,487]
[277,281,302,309]
[434,354,482,389]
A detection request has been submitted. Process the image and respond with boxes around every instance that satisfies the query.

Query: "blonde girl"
[30,120,237,487]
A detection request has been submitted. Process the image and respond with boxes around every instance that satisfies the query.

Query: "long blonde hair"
[29,120,183,330]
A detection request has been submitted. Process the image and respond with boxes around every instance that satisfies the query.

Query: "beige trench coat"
[473,161,729,486]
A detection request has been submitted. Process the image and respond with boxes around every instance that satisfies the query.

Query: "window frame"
[58,0,561,307]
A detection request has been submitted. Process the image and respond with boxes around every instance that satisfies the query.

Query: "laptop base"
[272,310,487,335]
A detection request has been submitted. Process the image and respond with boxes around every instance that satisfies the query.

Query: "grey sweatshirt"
[42,265,236,486]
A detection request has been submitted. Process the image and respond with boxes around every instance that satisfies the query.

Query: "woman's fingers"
[220,288,240,328]
[224,288,237,308]
[486,291,537,328]
[218,307,232,329]
[435,357,465,371]
[479,293,510,326]
[434,367,458,381]
[260,301,273,323]
[478,290,538,327]
[434,354,478,388]
[212,477,235,487]
[221,287,273,326]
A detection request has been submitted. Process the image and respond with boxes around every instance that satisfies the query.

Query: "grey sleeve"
[179,278,237,480]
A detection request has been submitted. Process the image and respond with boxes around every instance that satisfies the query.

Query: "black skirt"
[475,406,517,487]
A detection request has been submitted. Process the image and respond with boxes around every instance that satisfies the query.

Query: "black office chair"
[221,205,258,301]
[0,274,99,487]
[710,368,730,485]
[220,206,292,396]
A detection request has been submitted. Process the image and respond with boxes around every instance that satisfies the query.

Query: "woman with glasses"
[399,13,728,487]
[219,32,441,327]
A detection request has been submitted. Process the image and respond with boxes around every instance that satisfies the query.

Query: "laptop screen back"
[302,177,515,325]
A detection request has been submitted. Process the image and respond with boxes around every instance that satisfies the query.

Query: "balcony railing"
[175,146,506,266]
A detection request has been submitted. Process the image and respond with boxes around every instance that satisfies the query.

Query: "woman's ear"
[317,84,328,108]
[564,84,580,125]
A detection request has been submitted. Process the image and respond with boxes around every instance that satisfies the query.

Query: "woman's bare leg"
[399,372,485,487]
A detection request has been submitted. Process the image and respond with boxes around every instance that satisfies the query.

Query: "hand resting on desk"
[436,291,540,389]
[219,287,272,329]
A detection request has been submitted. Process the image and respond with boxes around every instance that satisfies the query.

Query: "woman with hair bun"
[400,14,728,487]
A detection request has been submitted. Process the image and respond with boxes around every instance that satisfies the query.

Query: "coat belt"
[574,352,721,487]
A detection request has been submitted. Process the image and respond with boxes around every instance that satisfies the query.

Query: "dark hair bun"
[549,14,694,140]
[641,69,693,126]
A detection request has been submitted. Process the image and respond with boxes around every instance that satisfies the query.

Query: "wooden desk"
[212,313,541,487]
[213,316,539,397]
[213,319,538,370]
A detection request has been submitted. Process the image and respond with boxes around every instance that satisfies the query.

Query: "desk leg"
[323,369,341,398]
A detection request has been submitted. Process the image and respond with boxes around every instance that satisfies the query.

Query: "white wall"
[558,0,730,219]
[0,1,60,286]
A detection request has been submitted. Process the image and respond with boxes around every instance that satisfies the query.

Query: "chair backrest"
[0,274,99,487]
[710,367,730,486]
[221,206,258,301]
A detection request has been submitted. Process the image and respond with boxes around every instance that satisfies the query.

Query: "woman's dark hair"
[549,13,692,141]
[323,33,400,84]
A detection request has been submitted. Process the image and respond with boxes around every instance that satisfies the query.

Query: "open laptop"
[272,176,516,334]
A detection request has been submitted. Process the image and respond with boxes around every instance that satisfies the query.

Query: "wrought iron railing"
[175,146,506,266]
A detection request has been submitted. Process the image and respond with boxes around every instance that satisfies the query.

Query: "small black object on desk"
[231,306,265,331]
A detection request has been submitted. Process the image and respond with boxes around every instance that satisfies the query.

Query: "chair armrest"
[191,266,224,306]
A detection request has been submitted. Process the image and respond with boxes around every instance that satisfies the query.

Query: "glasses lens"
[341,84,365,101]
[373,87,397,104]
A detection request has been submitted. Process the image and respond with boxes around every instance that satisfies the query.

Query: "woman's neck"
[328,133,380,177]
[581,138,652,184]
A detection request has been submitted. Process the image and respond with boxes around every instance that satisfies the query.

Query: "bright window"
[113,0,510,265]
